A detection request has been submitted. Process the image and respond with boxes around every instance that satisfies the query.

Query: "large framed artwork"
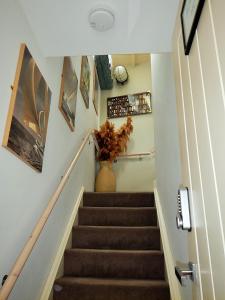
[181,0,205,55]
[93,66,99,115]
[107,91,152,119]
[59,57,78,131]
[2,44,51,172]
[80,56,90,108]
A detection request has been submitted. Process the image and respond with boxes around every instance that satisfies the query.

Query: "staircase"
[53,192,170,300]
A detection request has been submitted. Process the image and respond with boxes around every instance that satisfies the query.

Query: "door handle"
[175,262,197,286]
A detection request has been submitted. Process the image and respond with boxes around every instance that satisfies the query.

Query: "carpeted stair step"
[72,226,160,250]
[64,249,165,279]
[53,192,170,300]
[78,207,157,226]
[54,277,170,300]
[83,192,155,207]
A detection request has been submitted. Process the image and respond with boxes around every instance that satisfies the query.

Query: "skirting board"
[154,182,182,300]
[39,186,84,300]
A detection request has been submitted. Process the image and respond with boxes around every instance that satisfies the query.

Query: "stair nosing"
[80,207,156,210]
[84,192,154,194]
[65,248,163,255]
[55,276,169,287]
[73,225,159,229]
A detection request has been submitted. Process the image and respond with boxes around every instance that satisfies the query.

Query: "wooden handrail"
[116,149,155,160]
[0,130,96,300]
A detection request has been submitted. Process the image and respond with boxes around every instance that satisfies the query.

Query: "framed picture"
[181,0,205,55]
[80,56,90,108]
[93,66,99,115]
[2,44,51,172]
[107,92,152,119]
[59,57,78,131]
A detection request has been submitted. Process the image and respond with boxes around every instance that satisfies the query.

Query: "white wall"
[0,1,98,299]
[151,53,190,300]
[100,60,155,191]
[173,1,225,299]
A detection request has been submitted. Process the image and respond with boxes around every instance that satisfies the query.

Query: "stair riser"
[72,227,160,250]
[64,251,165,279]
[79,208,157,226]
[54,284,170,300]
[83,192,155,207]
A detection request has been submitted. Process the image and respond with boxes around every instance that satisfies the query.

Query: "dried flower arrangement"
[94,117,133,161]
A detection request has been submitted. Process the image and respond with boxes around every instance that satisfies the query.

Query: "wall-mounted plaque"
[107,91,152,119]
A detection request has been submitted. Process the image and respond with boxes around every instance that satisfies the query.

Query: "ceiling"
[18,0,180,57]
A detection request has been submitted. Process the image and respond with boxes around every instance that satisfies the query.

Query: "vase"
[95,161,116,192]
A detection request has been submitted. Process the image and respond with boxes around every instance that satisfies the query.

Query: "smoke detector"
[89,7,115,32]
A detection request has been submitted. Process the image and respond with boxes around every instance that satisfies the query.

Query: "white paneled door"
[173,0,225,299]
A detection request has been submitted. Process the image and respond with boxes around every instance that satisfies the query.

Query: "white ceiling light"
[89,7,115,32]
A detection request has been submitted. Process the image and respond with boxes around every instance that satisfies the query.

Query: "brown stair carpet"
[72,226,160,250]
[53,192,170,300]
[79,207,157,226]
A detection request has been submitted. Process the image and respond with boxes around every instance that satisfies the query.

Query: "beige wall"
[173,0,225,299]
[100,58,155,192]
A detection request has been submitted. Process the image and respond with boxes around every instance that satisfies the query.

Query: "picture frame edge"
[80,56,90,109]
[181,0,205,55]
[2,142,42,173]
[80,85,89,109]
[58,57,75,132]
[2,43,26,147]
[92,65,99,116]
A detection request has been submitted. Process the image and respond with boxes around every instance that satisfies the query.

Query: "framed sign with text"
[107,92,152,119]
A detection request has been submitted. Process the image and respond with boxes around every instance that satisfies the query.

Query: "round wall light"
[113,65,128,84]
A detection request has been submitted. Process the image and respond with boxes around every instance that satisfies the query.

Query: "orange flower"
[95,117,133,161]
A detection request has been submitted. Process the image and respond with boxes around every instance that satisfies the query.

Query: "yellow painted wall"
[100,58,155,191]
